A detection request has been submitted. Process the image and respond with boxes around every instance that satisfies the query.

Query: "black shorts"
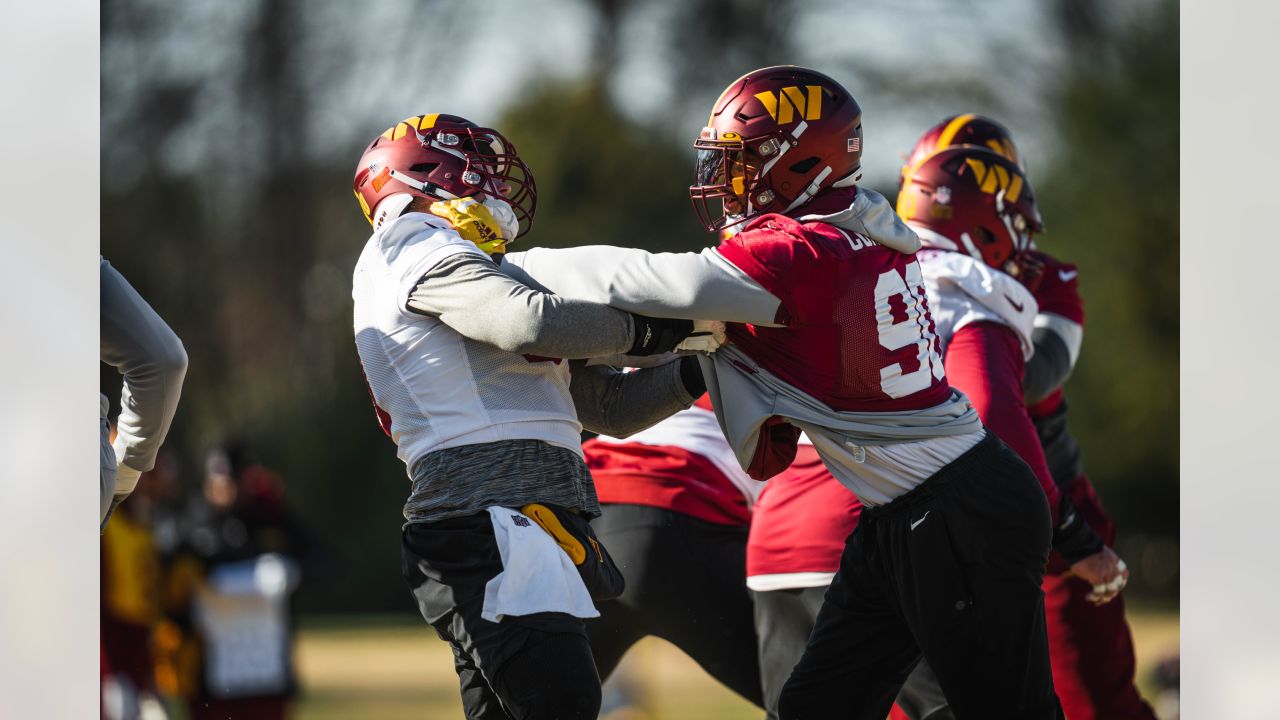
[778,432,1063,720]
[585,503,764,707]
[401,514,602,720]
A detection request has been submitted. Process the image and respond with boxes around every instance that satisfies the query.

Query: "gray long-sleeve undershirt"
[569,359,697,438]
[1022,328,1073,405]
[500,246,784,326]
[406,252,636,359]
[100,257,188,475]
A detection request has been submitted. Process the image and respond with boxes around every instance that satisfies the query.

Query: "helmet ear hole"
[974,226,999,245]
[789,157,820,174]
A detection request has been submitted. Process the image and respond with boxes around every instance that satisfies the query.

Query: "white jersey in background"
[917,248,1038,359]
[352,213,584,476]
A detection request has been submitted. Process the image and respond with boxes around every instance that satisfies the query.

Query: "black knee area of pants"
[493,631,601,720]
[777,685,819,720]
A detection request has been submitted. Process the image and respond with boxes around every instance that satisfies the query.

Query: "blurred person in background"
[499,65,1072,719]
[352,113,707,720]
[744,433,861,719]
[890,115,1156,720]
[101,256,188,530]
[160,443,313,720]
[101,442,176,720]
[581,392,765,709]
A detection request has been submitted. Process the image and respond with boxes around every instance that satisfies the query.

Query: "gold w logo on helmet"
[754,86,823,124]
[963,157,1024,203]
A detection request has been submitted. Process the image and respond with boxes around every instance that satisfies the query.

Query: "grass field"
[293,605,1179,719]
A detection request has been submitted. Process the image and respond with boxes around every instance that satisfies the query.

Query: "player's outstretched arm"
[100,258,189,524]
[500,246,783,327]
[408,253,690,358]
[568,356,704,438]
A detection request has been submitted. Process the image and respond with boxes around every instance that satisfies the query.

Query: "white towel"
[481,506,599,623]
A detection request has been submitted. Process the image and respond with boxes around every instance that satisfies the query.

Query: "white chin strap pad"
[481,195,520,241]
[372,193,416,231]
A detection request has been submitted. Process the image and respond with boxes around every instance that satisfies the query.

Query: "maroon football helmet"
[897,146,1042,276]
[900,114,1023,187]
[353,113,536,236]
[691,66,864,233]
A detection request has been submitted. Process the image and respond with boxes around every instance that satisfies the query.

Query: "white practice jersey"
[352,212,584,476]
[594,400,764,507]
[917,248,1038,359]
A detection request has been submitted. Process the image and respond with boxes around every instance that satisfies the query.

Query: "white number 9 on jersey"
[874,261,945,398]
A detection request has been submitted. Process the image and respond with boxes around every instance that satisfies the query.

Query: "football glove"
[628,315,694,356]
[521,503,625,601]
[675,320,727,353]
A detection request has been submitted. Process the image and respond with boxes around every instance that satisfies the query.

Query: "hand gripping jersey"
[352,212,584,476]
[502,188,983,508]
[1024,249,1086,486]
[583,394,759,526]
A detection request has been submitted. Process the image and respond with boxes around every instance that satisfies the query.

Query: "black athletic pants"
[401,515,602,720]
[585,503,765,707]
[777,433,1063,720]
[754,588,952,720]
[752,585,828,719]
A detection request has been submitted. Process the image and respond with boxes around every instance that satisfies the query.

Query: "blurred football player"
[581,393,764,707]
[351,113,704,720]
[101,257,188,530]
[895,114,1157,720]
[498,66,1070,719]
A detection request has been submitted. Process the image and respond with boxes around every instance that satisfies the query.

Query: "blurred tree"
[499,79,705,254]
[1035,0,1178,546]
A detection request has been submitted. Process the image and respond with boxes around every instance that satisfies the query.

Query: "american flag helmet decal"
[848,137,861,152]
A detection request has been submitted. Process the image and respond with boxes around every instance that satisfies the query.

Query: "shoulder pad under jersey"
[919,250,1038,359]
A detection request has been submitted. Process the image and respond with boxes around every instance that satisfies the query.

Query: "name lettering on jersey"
[754,85,823,125]
[963,157,1023,202]
[835,227,876,253]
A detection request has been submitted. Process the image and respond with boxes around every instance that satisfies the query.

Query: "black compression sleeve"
[1023,328,1073,405]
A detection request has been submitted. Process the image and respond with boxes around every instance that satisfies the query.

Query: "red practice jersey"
[715,189,953,414]
[583,395,759,526]
[745,442,861,588]
[1024,249,1085,419]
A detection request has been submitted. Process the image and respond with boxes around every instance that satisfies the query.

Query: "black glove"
[628,314,694,356]
[678,355,707,398]
[1051,494,1105,565]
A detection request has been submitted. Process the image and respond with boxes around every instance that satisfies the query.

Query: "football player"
[498,66,1073,719]
[101,256,189,530]
[350,113,705,720]
[581,392,764,707]
[897,115,1157,720]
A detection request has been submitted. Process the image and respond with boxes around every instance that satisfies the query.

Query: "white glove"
[675,320,727,353]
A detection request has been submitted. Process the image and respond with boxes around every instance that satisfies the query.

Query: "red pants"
[889,476,1155,720]
[1042,476,1155,720]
